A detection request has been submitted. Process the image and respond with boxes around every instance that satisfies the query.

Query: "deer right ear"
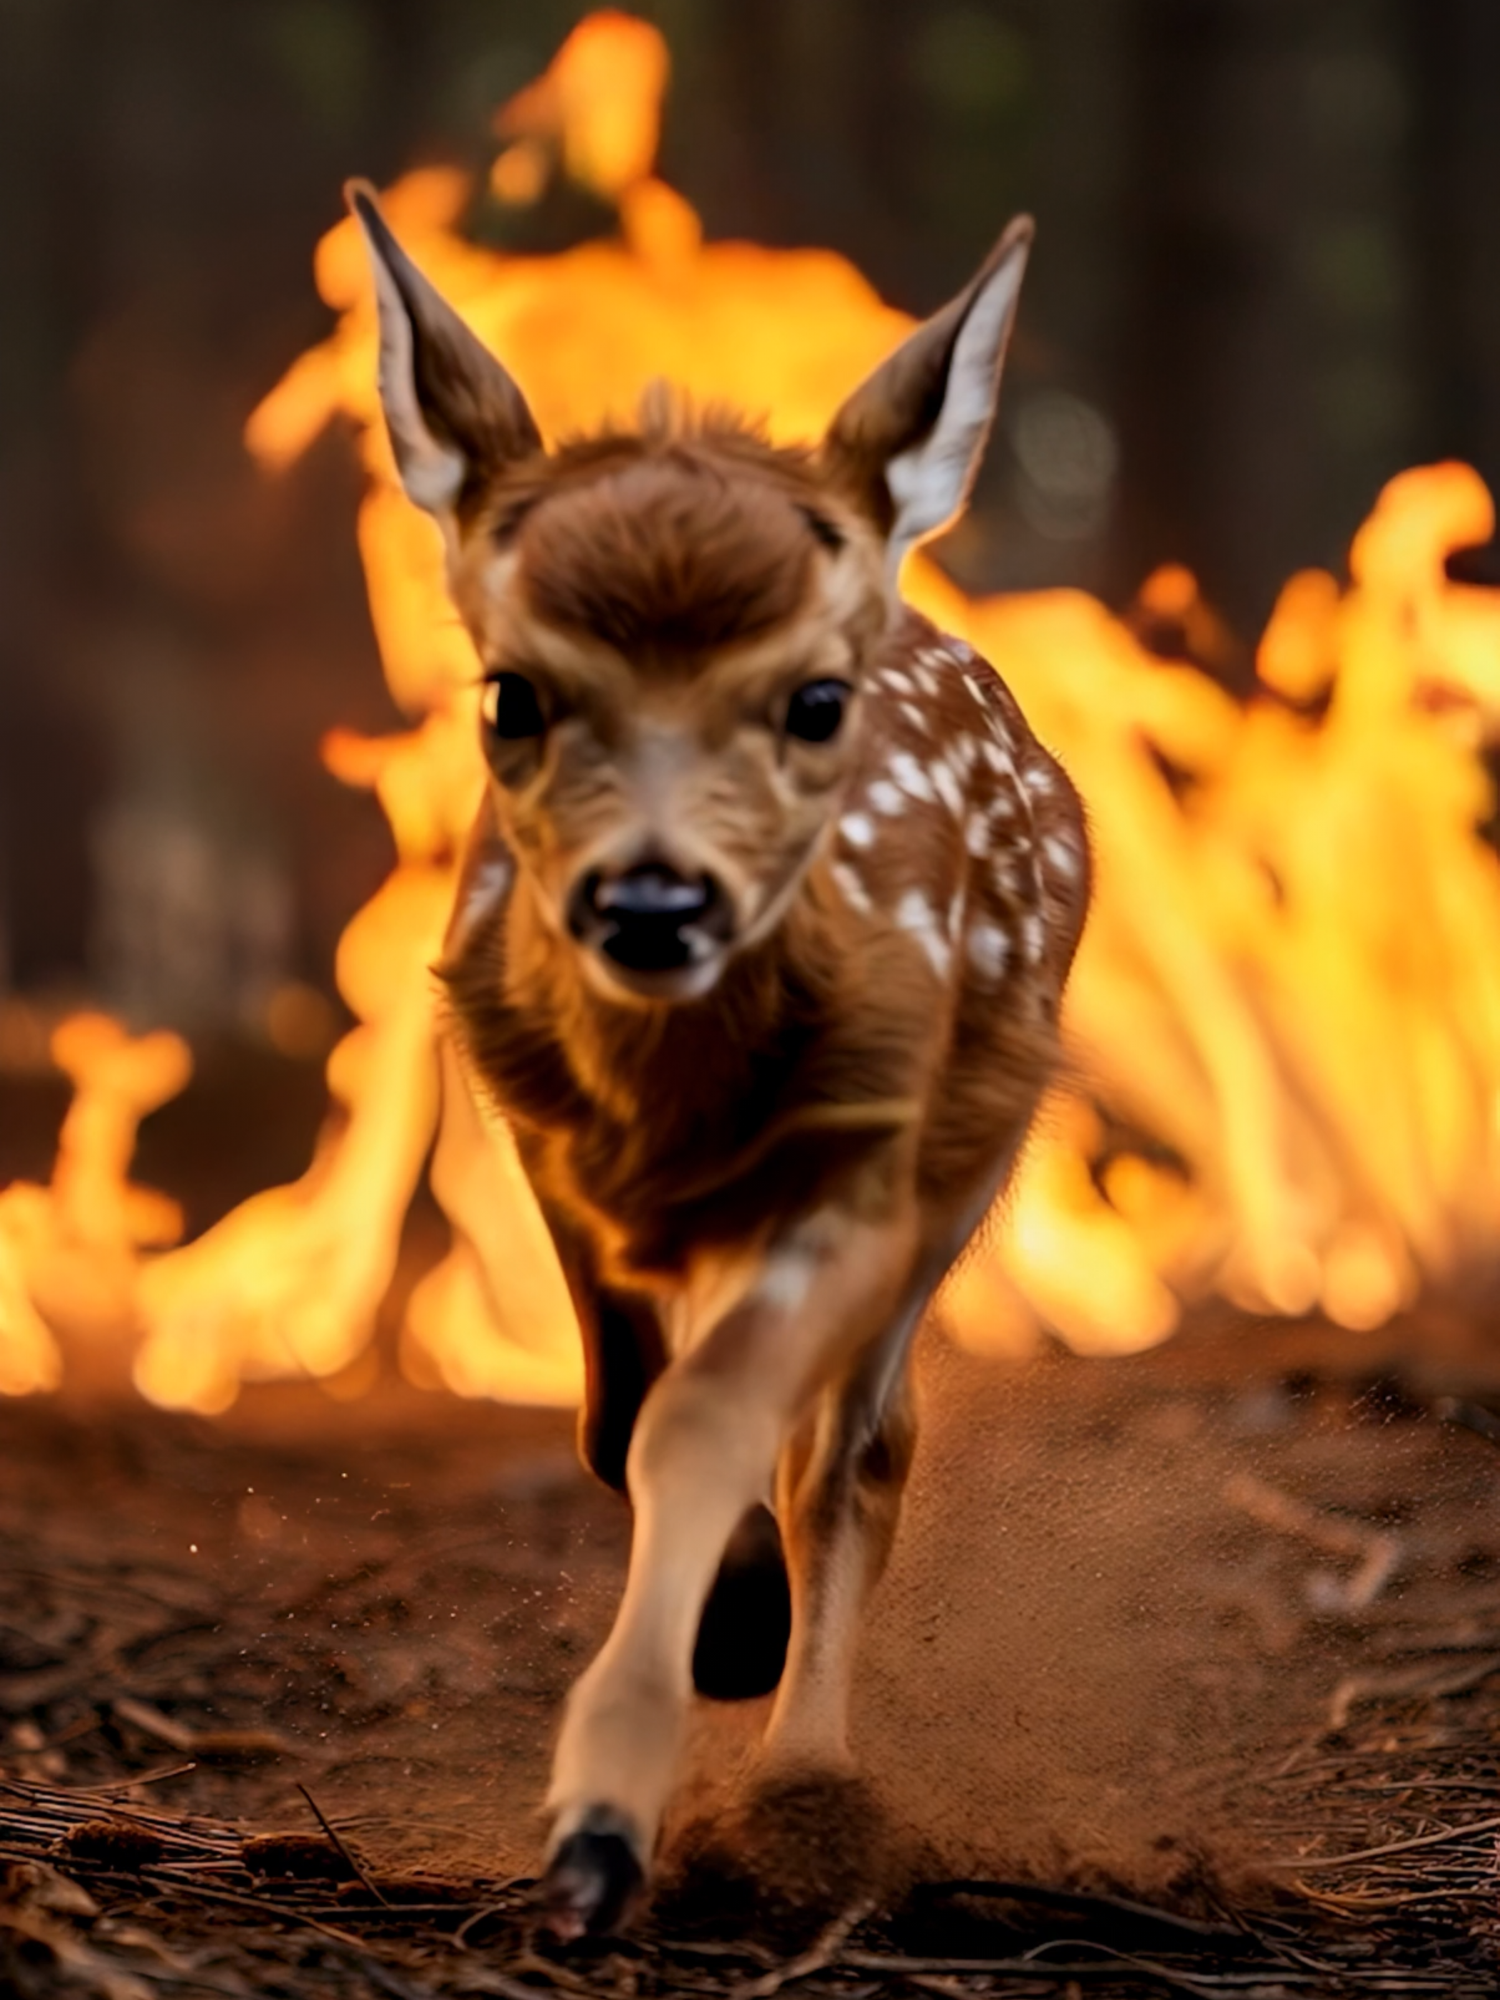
[821,216,1033,572]
[345,180,541,520]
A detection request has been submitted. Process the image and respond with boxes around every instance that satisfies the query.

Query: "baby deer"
[350,183,1090,1935]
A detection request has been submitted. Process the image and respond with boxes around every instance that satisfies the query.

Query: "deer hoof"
[539,1809,646,1940]
[693,1502,791,1701]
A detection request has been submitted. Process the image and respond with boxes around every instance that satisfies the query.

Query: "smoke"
[650,1329,1477,1920]
[227,1325,1483,1927]
[847,1336,1276,1894]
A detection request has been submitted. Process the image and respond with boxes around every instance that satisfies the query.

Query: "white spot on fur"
[895,887,929,934]
[987,783,1020,823]
[963,679,988,710]
[889,752,936,805]
[912,663,940,699]
[840,811,876,851]
[1023,763,1055,799]
[951,734,979,777]
[947,884,966,941]
[881,668,917,698]
[983,739,1016,778]
[1043,831,1081,882]
[965,815,991,858]
[867,778,905,817]
[453,852,511,941]
[899,700,927,734]
[968,922,1012,982]
[931,757,964,816]
[1021,911,1046,965]
[832,861,874,916]
[896,888,951,978]
[755,1244,818,1315]
[991,851,1027,896]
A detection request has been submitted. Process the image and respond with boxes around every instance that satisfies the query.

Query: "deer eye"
[481,671,546,741]
[785,678,852,745]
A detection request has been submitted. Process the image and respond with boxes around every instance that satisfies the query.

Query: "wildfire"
[5,10,1500,1410]
[0,1015,189,1395]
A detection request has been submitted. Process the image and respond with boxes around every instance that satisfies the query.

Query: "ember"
[3,11,1500,1410]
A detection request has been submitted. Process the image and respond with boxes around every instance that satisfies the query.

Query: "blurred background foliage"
[0,0,1496,1022]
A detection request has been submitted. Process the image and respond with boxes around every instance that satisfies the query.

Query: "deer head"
[349,183,1032,1005]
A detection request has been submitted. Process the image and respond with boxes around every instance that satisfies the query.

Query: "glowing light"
[0,1014,190,1392]
[6,12,1500,1407]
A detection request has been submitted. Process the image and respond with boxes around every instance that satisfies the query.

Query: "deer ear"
[345,180,541,518]
[822,216,1033,569]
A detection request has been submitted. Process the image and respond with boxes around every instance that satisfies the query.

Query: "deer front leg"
[544,1199,790,1696]
[762,1292,924,1772]
[535,1198,667,1494]
[540,1205,918,1938]
[763,1152,1028,1773]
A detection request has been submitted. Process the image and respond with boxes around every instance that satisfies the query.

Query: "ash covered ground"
[5,1308,1500,1995]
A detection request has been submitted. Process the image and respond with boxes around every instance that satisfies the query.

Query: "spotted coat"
[825,605,1089,1064]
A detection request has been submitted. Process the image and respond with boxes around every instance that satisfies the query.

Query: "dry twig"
[297,1781,389,1905]
[1272,1813,1500,1873]
[726,1898,872,1999]
[112,1695,298,1762]
[1224,1472,1401,1612]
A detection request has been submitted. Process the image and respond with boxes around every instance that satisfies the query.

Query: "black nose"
[572,863,725,973]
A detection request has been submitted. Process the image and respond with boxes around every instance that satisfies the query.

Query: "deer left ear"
[346,180,542,522]
[822,216,1033,570]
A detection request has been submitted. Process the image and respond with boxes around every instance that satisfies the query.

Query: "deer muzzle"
[568,859,732,994]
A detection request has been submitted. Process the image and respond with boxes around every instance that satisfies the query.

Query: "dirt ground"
[5,1300,1500,1996]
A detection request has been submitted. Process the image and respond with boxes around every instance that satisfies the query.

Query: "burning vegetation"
[7,18,1500,1996]
[3,12,1500,1411]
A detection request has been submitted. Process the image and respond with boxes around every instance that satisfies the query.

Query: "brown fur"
[440,583,1076,1280]
[436,419,1088,1913]
[354,189,1070,1928]
[519,451,817,657]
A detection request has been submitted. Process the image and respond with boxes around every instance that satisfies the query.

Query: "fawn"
[350,183,1090,1935]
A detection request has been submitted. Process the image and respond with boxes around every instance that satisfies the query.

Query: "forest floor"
[6,1300,1500,1998]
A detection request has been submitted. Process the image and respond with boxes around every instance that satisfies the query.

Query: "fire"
[5,10,1500,1409]
[0,1015,189,1394]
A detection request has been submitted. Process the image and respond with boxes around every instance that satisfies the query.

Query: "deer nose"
[571,862,727,973]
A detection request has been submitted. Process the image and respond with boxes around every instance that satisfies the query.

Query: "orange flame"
[0,1014,189,1392]
[5,11,1500,1407]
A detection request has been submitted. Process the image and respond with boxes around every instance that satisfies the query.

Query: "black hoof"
[693,1503,791,1701]
[539,1810,645,1940]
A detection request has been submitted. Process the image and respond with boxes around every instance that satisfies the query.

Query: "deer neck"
[447,864,829,1185]
[541,884,822,1136]
[445,850,932,1277]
